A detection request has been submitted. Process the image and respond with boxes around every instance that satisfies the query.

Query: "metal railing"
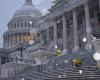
[7,57,35,65]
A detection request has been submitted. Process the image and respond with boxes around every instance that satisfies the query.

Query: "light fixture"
[55,44,58,49]
[93,52,100,61]
[58,75,62,78]
[57,20,60,23]
[62,50,67,53]
[44,56,47,59]
[30,29,37,34]
[83,37,87,42]
[50,45,52,48]
[29,21,32,24]
[56,64,58,66]
[22,78,25,80]
[79,70,83,74]
[65,60,68,63]
[89,44,92,49]
[29,40,34,45]
[91,35,96,41]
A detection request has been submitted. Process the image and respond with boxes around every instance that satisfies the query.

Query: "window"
[15,23,16,28]
[1,57,9,64]
[32,23,34,27]
[37,65,42,72]
[12,24,13,29]
[25,22,27,27]
[21,22,23,27]
[17,23,19,27]
[28,23,30,27]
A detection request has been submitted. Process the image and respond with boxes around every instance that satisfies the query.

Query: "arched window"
[9,23,11,29]
[12,24,13,29]
[17,23,19,27]
[32,23,34,27]
[21,22,23,27]
[25,22,27,27]
[28,23,30,27]
[15,23,16,28]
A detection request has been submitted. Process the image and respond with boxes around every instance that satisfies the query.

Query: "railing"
[3,48,96,80]
[8,57,35,65]
[10,65,100,80]
[27,47,56,55]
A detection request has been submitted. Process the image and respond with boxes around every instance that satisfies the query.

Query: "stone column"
[47,29,50,46]
[14,34,16,45]
[11,35,13,46]
[17,33,20,45]
[84,0,92,49]
[8,35,10,46]
[72,9,79,52]
[3,37,5,48]
[40,31,43,45]
[12,34,14,45]
[26,33,29,45]
[22,33,24,44]
[5,37,7,47]
[7,35,10,46]
[3,37,5,47]
[15,34,17,44]
[9,35,11,46]
[53,20,57,45]
[11,35,13,45]
[62,14,68,54]
[94,11,99,27]
[7,36,9,46]
[6,37,7,47]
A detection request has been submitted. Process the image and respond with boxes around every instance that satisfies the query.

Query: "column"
[94,11,99,27]
[14,34,16,45]
[84,0,92,49]
[53,20,57,45]
[4,36,7,47]
[22,33,24,44]
[40,31,43,45]
[8,35,10,46]
[3,37,6,48]
[17,33,20,45]
[28,34,31,44]
[24,34,26,44]
[26,33,29,45]
[47,29,50,46]
[8,36,9,46]
[12,34,14,45]
[7,36,9,46]
[15,34,17,44]
[9,35,11,46]
[11,35,13,46]
[72,9,79,52]
[62,14,68,53]
[14,34,17,45]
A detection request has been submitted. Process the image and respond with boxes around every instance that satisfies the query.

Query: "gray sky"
[0,0,53,48]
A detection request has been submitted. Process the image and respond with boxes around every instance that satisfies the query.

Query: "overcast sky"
[0,0,53,48]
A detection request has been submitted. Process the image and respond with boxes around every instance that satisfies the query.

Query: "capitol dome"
[3,0,43,48]
[13,0,42,18]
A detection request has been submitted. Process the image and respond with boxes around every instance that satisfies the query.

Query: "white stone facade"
[1,0,100,79]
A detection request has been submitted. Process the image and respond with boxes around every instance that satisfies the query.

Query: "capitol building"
[0,0,100,80]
